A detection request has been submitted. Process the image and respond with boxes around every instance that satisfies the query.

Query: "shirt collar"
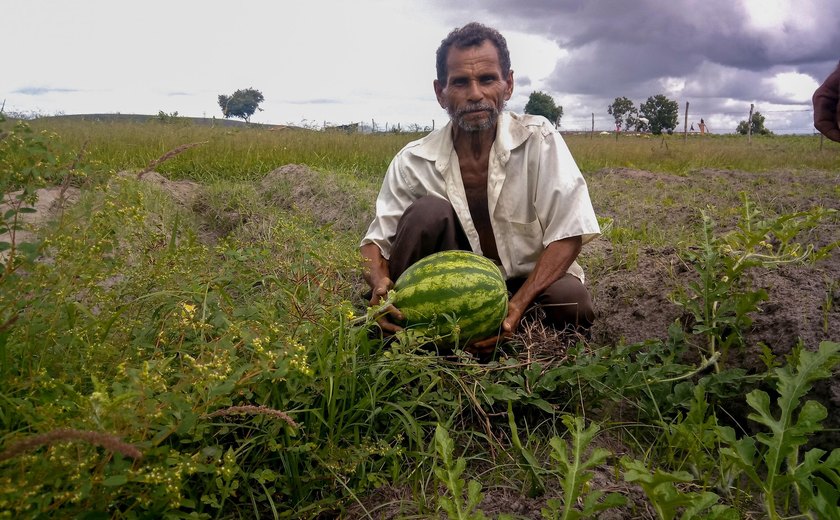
[409,111,532,170]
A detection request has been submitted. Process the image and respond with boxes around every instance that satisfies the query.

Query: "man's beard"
[448,101,504,132]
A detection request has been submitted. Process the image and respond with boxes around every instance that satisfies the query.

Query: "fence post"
[683,101,689,142]
[748,104,754,145]
[591,113,594,139]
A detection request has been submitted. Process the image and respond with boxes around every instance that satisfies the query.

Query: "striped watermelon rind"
[392,250,508,344]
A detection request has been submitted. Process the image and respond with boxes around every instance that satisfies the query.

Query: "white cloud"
[766,72,820,103]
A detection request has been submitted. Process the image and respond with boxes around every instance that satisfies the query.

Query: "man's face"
[434,40,514,132]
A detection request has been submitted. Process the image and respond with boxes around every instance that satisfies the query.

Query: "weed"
[434,423,488,520]
[622,458,736,520]
[542,415,626,520]
[673,193,837,371]
[719,341,840,520]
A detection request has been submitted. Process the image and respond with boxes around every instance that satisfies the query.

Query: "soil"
[10,165,838,519]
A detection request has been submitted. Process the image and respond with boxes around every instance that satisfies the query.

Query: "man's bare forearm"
[504,236,582,332]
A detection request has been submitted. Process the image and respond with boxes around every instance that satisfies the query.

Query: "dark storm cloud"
[433,0,840,131]
[441,0,840,68]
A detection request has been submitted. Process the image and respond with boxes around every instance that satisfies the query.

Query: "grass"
[28,118,417,182]
[28,118,840,183]
[2,116,839,519]
[569,132,840,173]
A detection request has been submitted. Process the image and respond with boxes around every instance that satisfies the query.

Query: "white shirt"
[361,112,600,283]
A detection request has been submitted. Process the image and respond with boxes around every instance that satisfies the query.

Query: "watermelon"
[392,250,508,344]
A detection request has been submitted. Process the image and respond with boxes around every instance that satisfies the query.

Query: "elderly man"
[813,60,840,142]
[360,22,600,353]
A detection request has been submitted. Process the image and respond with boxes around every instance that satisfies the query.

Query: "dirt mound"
[588,244,685,347]
[586,167,839,355]
[259,164,376,234]
[119,170,202,207]
[588,242,839,357]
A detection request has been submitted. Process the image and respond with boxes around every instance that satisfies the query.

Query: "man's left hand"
[464,301,525,355]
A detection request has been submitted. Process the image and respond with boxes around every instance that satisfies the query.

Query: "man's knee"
[538,274,595,331]
[402,195,457,226]
[389,196,470,281]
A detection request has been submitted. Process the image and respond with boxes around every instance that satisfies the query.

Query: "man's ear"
[505,69,514,100]
[434,79,446,109]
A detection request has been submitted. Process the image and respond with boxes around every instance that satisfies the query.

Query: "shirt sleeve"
[359,154,417,259]
[534,128,601,248]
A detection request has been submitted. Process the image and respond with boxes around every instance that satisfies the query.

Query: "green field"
[1,116,839,519]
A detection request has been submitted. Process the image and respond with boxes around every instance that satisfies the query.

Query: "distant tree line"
[523,91,775,136]
[607,95,681,135]
[525,91,683,135]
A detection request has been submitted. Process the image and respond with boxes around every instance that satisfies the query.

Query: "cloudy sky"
[5,0,839,134]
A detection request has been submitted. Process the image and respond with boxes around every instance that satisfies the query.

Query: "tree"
[736,112,772,135]
[525,91,563,127]
[607,96,638,132]
[218,88,264,123]
[639,94,679,135]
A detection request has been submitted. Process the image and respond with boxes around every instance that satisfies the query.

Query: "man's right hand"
[368,277,404,334]
[361,243,404,334]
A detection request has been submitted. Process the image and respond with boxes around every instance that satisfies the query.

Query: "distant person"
[360,22,600,354]
[698,118,707,134]
[813,60,840,142]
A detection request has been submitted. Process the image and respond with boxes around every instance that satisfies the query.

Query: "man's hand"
[368,276,404,334]
[465,238,583,356]
[501,300,527,335]
[361,243,404,334]
[813,63,840,143]
[464,300,524,355]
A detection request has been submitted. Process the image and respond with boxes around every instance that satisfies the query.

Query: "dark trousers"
[389,196,595,331]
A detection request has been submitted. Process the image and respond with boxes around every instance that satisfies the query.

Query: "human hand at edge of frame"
[464,301,525,355]
[369,278,404,335]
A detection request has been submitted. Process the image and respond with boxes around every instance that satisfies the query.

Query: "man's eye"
[451,79,467,86]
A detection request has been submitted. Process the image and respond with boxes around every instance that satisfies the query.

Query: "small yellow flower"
[181,302,196,317]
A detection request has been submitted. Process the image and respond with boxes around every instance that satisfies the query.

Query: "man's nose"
[466,80,483,102]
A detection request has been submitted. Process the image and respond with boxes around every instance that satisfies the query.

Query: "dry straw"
[204,405,299,428]
[0,428,143,462]
[137,141,207,180]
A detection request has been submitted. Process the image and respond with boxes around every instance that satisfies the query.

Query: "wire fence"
[329,104,819,137]
[558,105,816,135]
